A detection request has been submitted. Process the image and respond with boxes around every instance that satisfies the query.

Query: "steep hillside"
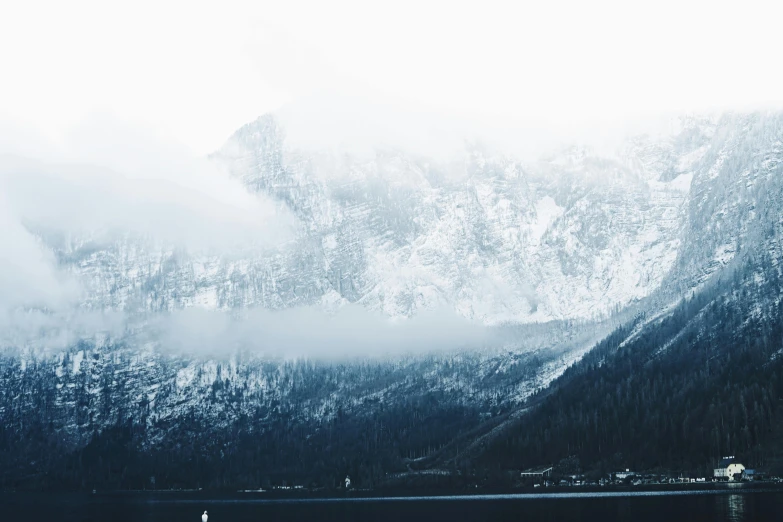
[211,114,701,322]
[480,253,783,478]
[479,117,783,475]
[25,113,718,325]
[0,318,613,490]
[36,112,781,326]
[1,110,783,491]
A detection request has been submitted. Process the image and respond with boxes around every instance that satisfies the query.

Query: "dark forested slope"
[481,253,783,477]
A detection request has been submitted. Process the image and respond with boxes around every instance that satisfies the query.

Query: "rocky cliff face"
[34,113,717,325]
[31,112,783,326]
[208,114,702,323]
[2,111,783,488]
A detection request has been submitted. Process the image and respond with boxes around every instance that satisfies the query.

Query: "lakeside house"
[615,469,635,480]
[520,466,554,480]
[713,456,745,481]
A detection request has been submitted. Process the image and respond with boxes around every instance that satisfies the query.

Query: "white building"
[714,457,745,481]
[520,466,553,480]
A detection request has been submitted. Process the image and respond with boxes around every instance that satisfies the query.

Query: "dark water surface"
[5,489,783,521]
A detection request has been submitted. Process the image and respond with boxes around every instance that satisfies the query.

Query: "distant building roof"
[520,466,554,475]
[718,457,737,468]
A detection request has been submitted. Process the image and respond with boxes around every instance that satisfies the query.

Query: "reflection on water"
[724,494,746,522]
[3,489,783,521]
[614,497,632,521]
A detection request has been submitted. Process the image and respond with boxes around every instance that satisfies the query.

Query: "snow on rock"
[4,110,783,453]
[72,350,84,375]
[22,112,783,330]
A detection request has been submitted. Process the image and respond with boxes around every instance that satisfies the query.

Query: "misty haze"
[2,1,783,521]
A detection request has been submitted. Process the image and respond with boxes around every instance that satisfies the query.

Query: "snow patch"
[714,244,736,265]
[176,365,196,389]
[530,196,563,245]
[194,287,219,308]
[676,145,707,172]
[322,234,338,251]
[668,172,693,192]
[72,350,84,375]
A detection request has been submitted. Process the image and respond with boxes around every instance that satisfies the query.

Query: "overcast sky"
[1,0,782,355]
[2,0,782,156]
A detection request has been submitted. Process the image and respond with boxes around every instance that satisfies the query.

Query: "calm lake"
[5,489,783,522]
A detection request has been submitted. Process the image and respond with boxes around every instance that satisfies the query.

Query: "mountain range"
[1,110,782,490]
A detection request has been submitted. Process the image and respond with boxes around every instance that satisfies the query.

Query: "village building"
[520,466,553,480]
[714,457,745,481]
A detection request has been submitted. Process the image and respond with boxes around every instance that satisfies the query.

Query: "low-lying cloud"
[155,305,494,359]
[273,90,709,163]
[0,114,496,360]
[0,305,494,360]
[1,156,291,251]
[0,116,295,316]
[0,308,126,353]
[0,193,81,313]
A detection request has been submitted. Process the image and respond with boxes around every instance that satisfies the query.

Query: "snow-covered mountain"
[29,111,775,330]
[209,113,689,323]
[43,113,716,326]
[2,109,783,490]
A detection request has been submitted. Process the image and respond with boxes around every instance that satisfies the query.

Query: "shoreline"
[5,481,782,501]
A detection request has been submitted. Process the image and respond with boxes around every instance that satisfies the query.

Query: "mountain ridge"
[1,110,783,490]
